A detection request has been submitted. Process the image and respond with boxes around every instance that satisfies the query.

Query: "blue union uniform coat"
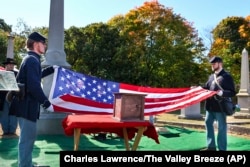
[203,69,236,112]
[9,51,54,122]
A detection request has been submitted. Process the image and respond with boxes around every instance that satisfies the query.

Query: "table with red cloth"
[62,114,160,151]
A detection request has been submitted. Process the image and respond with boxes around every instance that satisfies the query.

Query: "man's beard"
[212,66,219,72]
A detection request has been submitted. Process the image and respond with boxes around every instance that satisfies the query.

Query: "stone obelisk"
[234,49,250,118]
[6,33,15,59]
[37,0,71,134]
[236,48,250,118]
[41,0,70,67]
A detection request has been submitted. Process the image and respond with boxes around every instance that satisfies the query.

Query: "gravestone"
[178,103,203,120]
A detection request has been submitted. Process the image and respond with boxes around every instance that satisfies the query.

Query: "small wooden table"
[62,114,159,151]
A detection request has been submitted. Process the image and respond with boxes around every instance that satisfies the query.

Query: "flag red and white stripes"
[49,66,216,115]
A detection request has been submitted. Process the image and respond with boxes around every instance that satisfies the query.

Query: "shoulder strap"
[213,74,224,91]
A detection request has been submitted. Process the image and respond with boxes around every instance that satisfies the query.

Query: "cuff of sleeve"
[42,100,51,109]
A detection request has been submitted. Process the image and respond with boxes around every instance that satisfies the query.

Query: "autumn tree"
[238,15,250,51]
[2,2,209,88]
[211,16,248,55]
[209,16,250,85]
[108,1,207,87]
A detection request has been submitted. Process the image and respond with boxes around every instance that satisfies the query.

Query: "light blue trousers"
[0,100,17,134]
[205,110,227,151]
[18,117,37,167]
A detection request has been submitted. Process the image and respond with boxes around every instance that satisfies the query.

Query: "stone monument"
[37,0,71,134]
[178,87,203,120]
[178,103,203,120]
[235,48,250,118]
[6,33,15,59]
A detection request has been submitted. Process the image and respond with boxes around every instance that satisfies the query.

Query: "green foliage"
[0,19,11,32]
[64,26,86,72]
[65,23,127,82]
[0,19,11,65]
[212,16,248,54]
[210,16,250,88]
[7,2,249,90]
[0,18,33,68]
[0,31,8,65]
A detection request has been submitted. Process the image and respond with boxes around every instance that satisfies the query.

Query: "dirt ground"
[154,112,250,139]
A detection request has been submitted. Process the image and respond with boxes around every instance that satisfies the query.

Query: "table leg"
[131,127,146,151]
[123,128,131,151]
[74,128,81,151]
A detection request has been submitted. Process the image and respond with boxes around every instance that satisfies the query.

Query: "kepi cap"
[28,32,46,43]
[209,56,223,63]
[2,58,17,65]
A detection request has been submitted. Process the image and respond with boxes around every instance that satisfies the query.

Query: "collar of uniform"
[27,51,41,59]
[214,68,223,75]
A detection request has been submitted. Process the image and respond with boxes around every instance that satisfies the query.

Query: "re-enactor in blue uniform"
[9,32,54,167]
[0,58,18,136]
[202,56,236,151]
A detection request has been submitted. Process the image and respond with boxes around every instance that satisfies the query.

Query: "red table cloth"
[62,114,160,144]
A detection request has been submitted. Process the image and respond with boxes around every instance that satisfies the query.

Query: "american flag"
[49,66,216,115]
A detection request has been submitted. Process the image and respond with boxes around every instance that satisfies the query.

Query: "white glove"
[53,65,59,69]
[46,105,54,112]
[217,90,223,96]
